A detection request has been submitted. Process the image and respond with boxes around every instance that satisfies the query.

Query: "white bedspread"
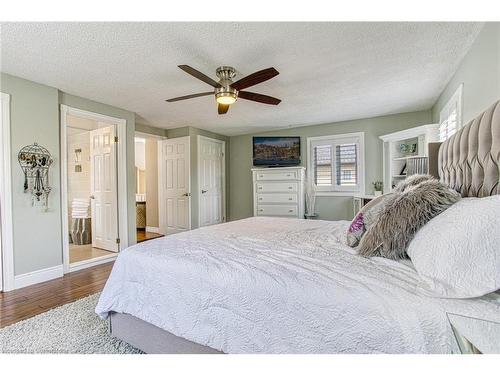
[96,217,500,353]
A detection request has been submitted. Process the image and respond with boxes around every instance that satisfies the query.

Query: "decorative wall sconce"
[18,142,53,207]
[74,148,82,173]
[74,148,82,163]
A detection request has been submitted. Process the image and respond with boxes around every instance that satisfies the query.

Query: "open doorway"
[66,115,117,263]
[135,133,164,243]
[60,105,128,273]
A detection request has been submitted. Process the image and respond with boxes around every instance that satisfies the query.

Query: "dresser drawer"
[255,170,298,181]
[256,193,297,204]
[256,182,298,193]
[256,205,298,217]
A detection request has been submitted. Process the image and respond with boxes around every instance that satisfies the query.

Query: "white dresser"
[252,167,305,218]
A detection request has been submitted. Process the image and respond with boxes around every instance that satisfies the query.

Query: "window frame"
[307,132,365,196]
[439,83,463,141]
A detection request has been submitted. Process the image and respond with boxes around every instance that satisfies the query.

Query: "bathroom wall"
[67,130,91,226]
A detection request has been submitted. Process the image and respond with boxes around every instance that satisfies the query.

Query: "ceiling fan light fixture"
[215,91,237,105]
[166,65,280,114]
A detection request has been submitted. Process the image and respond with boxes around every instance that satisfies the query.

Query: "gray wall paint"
[0,73,137,276]
[229,110,432,222]
[135,123,167,137]
[166,127,190,138]
[59,92,137,246]
[432,23,500,123]
[1,73,62,275]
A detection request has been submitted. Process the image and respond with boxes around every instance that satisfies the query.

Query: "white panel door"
[199,137,225,227]
[160,136,191,235]
[90,125,118,252]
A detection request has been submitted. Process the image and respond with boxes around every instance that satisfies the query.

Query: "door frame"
[0,92,14,291]
[197,135,226,226]
[60,105,128,273]
[158,136,191,235]
[135,131,166,233]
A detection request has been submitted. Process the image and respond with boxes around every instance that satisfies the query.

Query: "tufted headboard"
[438,100,500,197]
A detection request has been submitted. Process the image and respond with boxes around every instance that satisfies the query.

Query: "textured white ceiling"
[0,22,482,136]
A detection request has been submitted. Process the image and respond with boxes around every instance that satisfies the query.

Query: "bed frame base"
[109,312,223,354]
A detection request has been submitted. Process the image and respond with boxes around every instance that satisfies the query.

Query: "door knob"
[182,193,191,197]
[201,190,207,194]
[89,195,95,199]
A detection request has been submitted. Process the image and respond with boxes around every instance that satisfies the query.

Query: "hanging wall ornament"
[18,143,53,207]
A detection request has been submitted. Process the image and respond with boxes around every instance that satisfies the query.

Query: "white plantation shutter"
[439,84,463,141]
[336,143,357,187]
[309,133,364,193]
[313,144,332,186]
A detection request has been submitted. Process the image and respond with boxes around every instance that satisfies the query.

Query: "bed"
[96,100,500,353]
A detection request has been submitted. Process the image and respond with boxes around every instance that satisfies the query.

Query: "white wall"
[67,130,91,226]
[134,138,146,170]
[145,138,159,227]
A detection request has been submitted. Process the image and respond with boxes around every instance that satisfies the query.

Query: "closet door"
[198,136,225,227]
[159,136,191,235]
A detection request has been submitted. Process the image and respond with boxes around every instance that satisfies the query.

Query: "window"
[439,84,463,141]
[313,145,332,186]
[308,132,364,194]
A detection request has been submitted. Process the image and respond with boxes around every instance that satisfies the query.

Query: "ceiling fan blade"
[231,67,279,90]
[238,91,281,105]
[218,103,230,114]
[178,65,221,88]
[165,92,213,102]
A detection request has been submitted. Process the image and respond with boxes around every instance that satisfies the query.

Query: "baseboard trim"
[14,265,64,289]
[146,226,161,234]
[69,253,117,273]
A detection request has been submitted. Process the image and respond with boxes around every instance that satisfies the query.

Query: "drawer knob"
[258,187,262,190]
[289,209,293,212]
[288,197,293,200]
[288,186,293,189]
[259,209,263,212]
[287,174,291,177]
[259,198,262,200]
[259,175,263,178]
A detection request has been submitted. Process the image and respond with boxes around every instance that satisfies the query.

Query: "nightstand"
[447,312,500,354]
[352,194,375,217]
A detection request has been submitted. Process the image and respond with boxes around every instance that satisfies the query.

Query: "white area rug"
[0,293,141,354]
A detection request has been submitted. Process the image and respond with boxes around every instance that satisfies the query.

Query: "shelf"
[393,155,425,161]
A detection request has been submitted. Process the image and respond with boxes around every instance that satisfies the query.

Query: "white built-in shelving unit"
[379,124,439,193]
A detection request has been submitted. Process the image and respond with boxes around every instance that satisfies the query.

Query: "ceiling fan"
[166,65,281,114]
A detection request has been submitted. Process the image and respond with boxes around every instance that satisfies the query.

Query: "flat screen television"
[252,136,301,166]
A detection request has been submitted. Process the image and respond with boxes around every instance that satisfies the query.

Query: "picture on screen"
[253,136,301,166]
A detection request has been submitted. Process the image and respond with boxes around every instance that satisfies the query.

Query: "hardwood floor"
[1,232,163,329]
[0,262,113,328]
[137,230,164,243]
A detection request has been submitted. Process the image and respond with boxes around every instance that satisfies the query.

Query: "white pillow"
[407,195,500,298]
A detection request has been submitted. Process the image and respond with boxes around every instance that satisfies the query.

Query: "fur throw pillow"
[358,176,461,260]
[346,193,393,247]
[393,174,434,193]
